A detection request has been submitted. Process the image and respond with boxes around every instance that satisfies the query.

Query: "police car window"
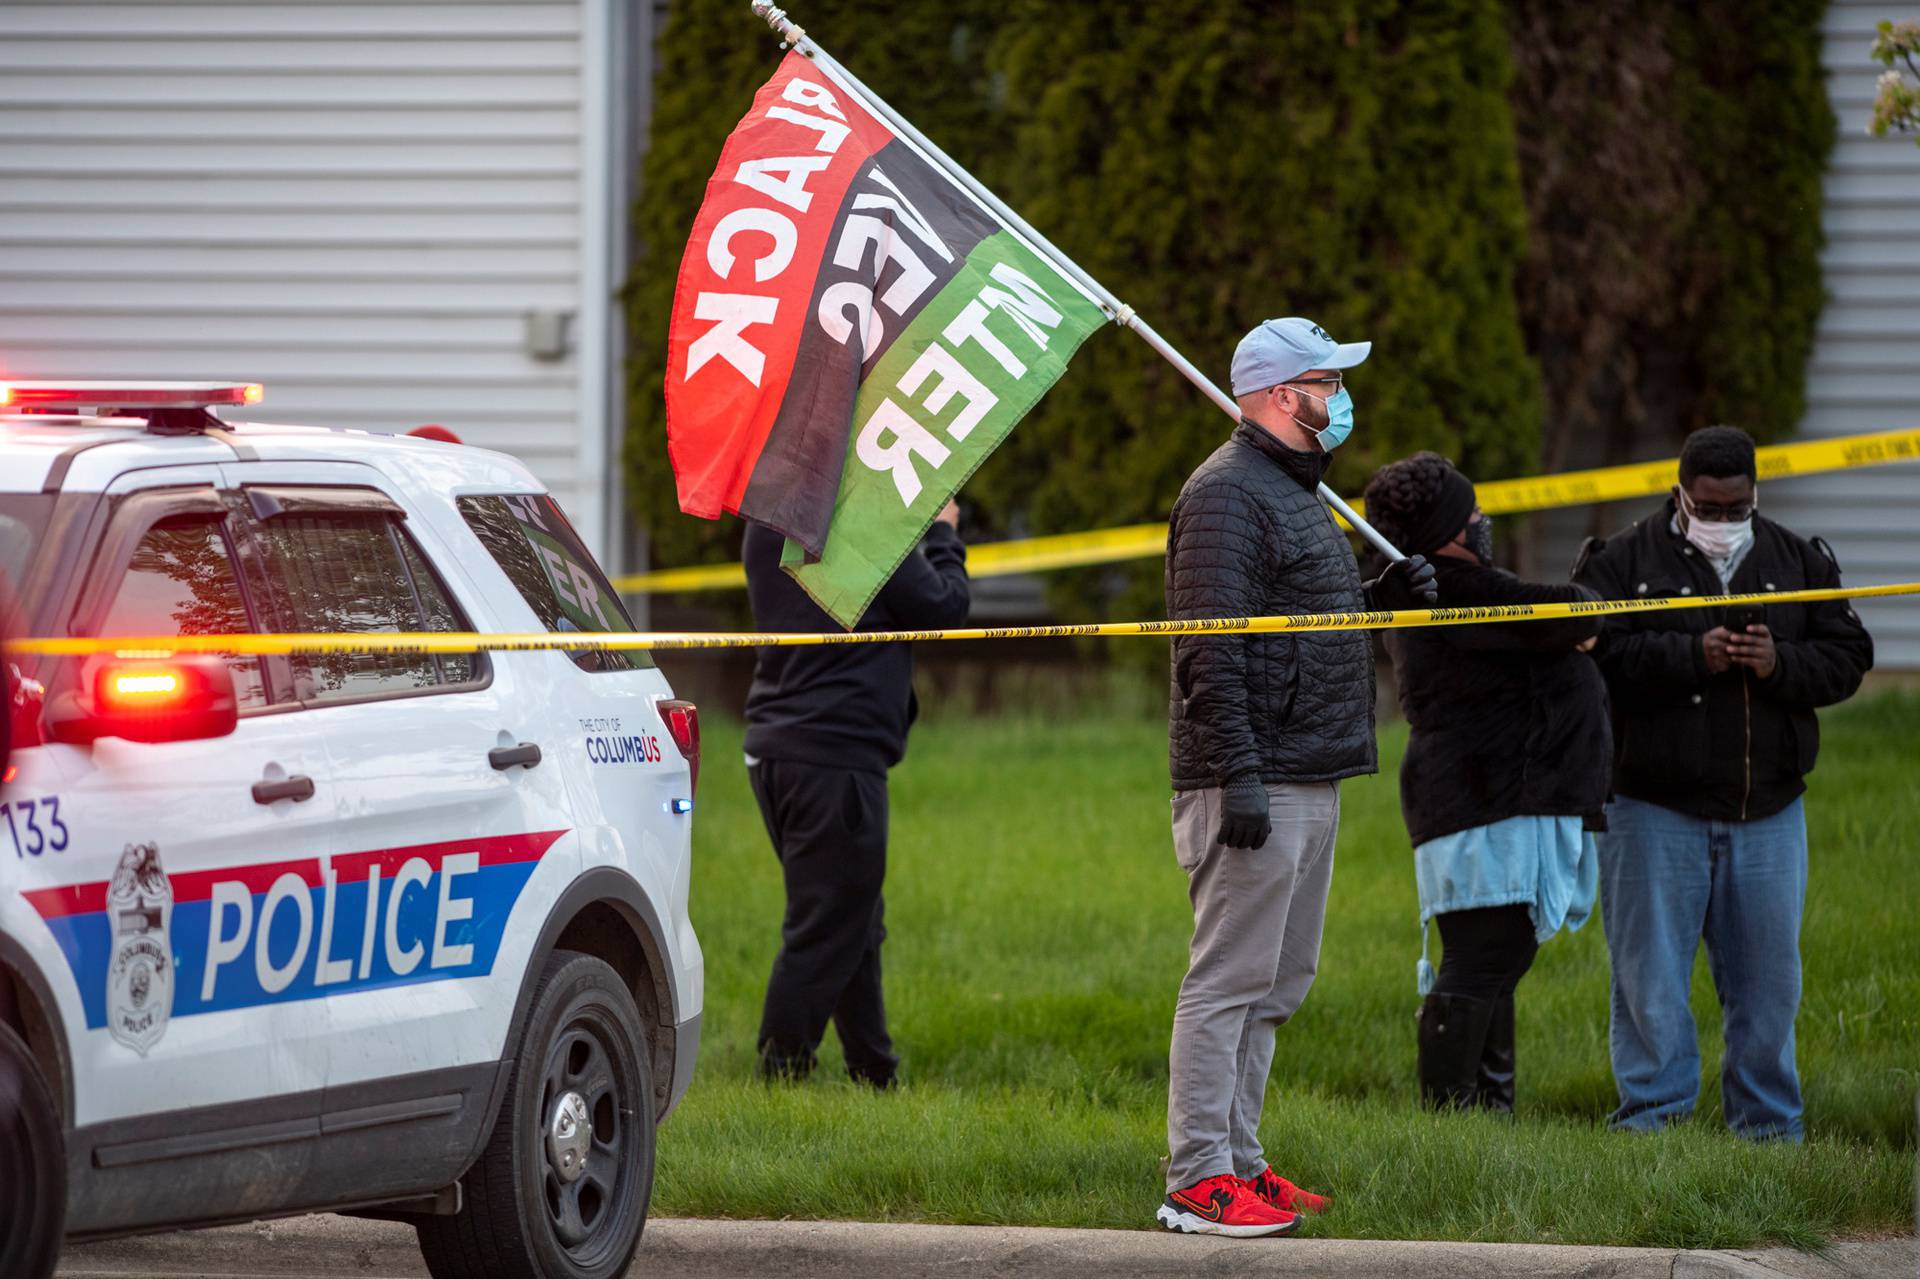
[97,515,268,709]
[253,511,482,702]
[457,495,651,672]
[396,532,476,685]
[0,493,56,601]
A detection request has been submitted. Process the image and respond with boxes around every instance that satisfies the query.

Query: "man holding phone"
[1574,426,1873,1140]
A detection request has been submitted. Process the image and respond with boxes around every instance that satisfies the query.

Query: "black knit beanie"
[1401,465,1477,556]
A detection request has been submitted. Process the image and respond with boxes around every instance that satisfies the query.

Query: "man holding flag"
[742,501,969,1086]
[1158,319,1437,1238]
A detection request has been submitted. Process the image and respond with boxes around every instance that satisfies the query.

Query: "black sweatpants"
[750,757,897,1085]
[1432,904,1538,1001]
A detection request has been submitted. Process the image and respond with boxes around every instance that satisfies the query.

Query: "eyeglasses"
[1680,491,1755,523]
[1280,374,1343,392]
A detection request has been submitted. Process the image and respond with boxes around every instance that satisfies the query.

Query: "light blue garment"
[1305,386,1354,451]
[1413,814,1598,994]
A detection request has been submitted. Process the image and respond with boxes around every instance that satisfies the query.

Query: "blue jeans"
[1598,795,1807,1141]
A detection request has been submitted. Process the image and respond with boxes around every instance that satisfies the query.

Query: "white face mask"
[1679,490,1756,561]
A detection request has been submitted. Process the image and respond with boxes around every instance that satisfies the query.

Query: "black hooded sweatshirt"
[741,521,969,774]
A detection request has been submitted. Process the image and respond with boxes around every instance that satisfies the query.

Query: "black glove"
[1365,553,1439,610]
[1216,772,1272,849]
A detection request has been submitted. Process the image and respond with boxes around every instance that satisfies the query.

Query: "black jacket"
[1573,500,1873,822]
[1166,420,1376,790]
[742,521,970,774]
[1385,560,1612,846]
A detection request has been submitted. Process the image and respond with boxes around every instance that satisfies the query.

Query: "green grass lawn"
[651,685,1919,1246]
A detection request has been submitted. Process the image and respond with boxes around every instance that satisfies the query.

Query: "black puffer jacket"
[1167,420,1376,790]
[1386,560,1611,846]
[1573,501,1873,822]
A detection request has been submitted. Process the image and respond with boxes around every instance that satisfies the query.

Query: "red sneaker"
[1247,1166,1331,1215]
[1157,1174,1299,1238]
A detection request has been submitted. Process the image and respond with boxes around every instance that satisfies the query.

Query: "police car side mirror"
[46,655,239,746]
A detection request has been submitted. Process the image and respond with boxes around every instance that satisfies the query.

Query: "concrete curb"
[57,1213,1918,1279]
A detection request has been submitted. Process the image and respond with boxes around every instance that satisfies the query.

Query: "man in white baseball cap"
[1157,317,1434,1238]
[1227,316,1371,451]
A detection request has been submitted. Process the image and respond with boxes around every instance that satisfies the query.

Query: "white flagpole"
[747,1,1408,563]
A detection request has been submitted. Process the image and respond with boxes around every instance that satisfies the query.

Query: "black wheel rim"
[538,1007,641,1263]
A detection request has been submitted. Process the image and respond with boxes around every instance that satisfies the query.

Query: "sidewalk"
[58,1212,1918,1279]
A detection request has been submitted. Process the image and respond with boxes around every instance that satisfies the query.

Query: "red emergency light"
[98,667,185,709]
[0,381,264,411]
[45,655,238,745]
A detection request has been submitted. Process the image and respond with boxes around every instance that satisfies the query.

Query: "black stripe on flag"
[740,138,1000,556]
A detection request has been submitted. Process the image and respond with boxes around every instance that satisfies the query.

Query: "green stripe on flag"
[782,230,1107,625]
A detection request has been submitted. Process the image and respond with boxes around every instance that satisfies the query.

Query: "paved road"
[57,1213,1918,1279]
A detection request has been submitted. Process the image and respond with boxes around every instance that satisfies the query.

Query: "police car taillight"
[656,699,700,797]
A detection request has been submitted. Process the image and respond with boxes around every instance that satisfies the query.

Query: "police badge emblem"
[106,842,173,1055]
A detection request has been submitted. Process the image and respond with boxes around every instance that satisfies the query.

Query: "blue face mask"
[1294,386,1355,451]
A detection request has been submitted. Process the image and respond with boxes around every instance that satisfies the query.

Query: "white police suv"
[0,383,703,1279]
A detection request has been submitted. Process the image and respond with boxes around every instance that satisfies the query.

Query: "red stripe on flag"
[665,50,898,520]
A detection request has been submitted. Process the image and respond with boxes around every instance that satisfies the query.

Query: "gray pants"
[1166,781,1339,1191]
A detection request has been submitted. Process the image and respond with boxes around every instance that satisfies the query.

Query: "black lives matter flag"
[665,52,1106,626]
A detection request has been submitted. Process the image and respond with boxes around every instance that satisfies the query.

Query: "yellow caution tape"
[15,582,1915,658]
[1474,427,1920,516]
[612,426,1920,594]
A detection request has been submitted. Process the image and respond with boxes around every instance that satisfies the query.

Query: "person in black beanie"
[1362,453,1611,1111]
[741,502,969,1087]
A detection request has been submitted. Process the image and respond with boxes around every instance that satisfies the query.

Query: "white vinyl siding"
[0,0,620,560]
[1763,1,1920,669]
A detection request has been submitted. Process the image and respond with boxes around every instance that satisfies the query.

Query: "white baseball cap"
[1230,317,1372,397]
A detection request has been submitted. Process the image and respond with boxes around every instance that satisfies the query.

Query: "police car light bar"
[0,381,264,410]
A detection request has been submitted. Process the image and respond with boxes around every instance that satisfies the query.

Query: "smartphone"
[1725,604,1763,633]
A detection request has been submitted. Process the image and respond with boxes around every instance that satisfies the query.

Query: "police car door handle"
[489,742,543,771]
[251,775,315,804]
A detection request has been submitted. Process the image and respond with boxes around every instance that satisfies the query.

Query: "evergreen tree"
[1510,0,1834,516]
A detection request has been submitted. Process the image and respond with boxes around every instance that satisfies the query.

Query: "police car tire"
[0,1020,65,1279]
[416,950,654,1279]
